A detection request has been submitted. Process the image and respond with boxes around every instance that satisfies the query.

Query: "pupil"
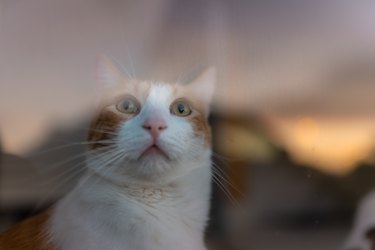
[123,101,131,110]
[177,103,185,113]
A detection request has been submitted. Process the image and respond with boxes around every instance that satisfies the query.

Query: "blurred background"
[1,0,375,249]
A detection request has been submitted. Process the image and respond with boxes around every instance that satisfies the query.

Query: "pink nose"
[142,117,167,140]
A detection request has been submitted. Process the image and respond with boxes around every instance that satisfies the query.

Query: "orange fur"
[88,110,124,150]
[188,111,212,146]
[0,210,53,250]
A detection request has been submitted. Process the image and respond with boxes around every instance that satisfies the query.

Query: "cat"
[0,56,216,250]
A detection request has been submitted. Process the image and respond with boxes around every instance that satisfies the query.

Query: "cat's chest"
[97,204,204,250]
[76,209,202,250]
[50,181,209,250]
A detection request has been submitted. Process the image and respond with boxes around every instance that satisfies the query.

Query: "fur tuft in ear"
[188,67,216,104]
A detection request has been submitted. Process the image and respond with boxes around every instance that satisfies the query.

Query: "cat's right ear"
[95,55,123,89]
[93,55,125,106]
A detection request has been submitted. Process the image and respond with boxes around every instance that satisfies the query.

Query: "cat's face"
[86,57,215,184]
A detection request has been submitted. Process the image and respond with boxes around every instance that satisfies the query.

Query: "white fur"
[343,190,375,250]
[48,84,212,250]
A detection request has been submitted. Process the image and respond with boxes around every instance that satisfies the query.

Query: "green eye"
[116,96,140,114]
[170,99,192,117]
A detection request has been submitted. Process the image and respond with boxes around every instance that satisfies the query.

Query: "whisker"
[212,151,234,164]
[211,151,249,190]
[33,145,118,178]
[212,174,234,203]
[211,164,246,201]
[28,139,117,158]
[79,149,126,190]
[40,146,118,186]
[211,174,242,210]
[58,125,119,137]
[126,48,136,79]
[32,146,121,210]
[32,164,86,211]
[110,55,133,79]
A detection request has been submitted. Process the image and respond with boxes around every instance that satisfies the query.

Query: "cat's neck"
[78,162,211,204]
[78,170,180,203]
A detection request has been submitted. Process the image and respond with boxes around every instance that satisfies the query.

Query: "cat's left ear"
[188,67,216,105]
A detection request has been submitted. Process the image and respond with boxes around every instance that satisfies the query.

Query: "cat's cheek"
[187,115,211,147]
[87,110,125,150]
[159,123,194,156]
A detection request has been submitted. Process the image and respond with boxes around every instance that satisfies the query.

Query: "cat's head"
[86,56,215,185]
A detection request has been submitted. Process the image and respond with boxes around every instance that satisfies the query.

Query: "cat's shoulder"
[0,210,54,250]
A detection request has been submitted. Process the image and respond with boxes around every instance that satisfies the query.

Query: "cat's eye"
[170,99,192,117]
[116,95,140,114]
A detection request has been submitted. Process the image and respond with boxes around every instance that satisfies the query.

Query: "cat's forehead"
[132,81,176,103]
[109,81,186,104]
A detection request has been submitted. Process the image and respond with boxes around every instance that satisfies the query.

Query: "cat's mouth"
[139,144,169,160]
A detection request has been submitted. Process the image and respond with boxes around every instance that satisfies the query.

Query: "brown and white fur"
[0,57,216,250]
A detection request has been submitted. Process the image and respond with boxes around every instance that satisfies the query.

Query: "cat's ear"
[188,67,216,104]
[95,55,124,88]
[93,55,127,107]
